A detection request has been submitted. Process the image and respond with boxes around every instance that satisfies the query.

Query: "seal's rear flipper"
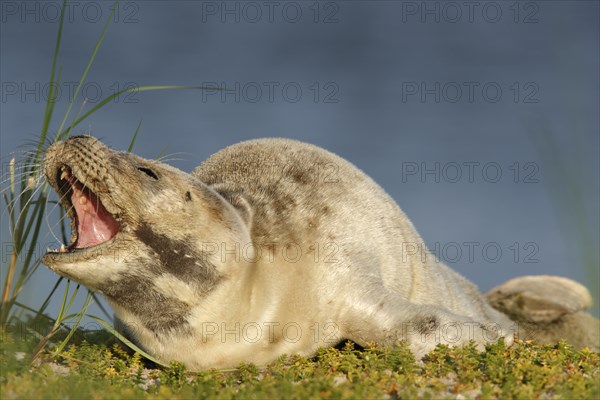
[485,275,599,352]
[485,275,592,323]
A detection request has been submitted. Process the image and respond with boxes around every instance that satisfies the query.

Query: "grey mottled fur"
[42,136,598,369]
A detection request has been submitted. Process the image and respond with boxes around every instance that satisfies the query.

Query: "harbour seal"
[41,136,595,369]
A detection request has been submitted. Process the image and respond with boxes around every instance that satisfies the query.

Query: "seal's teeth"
[60,244,67,252]
[60,170,68,180]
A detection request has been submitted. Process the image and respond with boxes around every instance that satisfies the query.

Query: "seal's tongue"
[70,184,119,248]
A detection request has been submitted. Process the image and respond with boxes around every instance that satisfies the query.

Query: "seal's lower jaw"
[44,165,121,263]
[42,236,120,266]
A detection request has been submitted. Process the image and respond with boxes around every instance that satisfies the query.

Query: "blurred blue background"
[1,0,598,323]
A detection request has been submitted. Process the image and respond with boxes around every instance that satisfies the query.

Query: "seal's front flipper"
[208,183,254,228]
[485,275,592,323]
[341,293,514,360]
[486,275,599,351]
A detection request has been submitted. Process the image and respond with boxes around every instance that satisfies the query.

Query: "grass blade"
[36,0,67,166]
[30,277,64,324]
[60,85,220,138]
[127,119,143,152]
[89,292,112,321]
[87,315,168,367]
[56,0,118,137]
[53,292,94,355]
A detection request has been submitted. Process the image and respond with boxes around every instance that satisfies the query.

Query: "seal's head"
[42,135,251,334]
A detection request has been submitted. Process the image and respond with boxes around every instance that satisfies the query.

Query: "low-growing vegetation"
[1,325,598,399]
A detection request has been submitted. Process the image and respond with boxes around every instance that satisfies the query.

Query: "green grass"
[1,326,598,399]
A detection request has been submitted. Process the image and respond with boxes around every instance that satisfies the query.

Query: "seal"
[41,135,595,369]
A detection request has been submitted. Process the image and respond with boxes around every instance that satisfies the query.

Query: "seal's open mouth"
[47,166,120,253]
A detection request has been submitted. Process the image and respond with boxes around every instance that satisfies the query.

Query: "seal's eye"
[185,191,192,201]
[138,167,158,180]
